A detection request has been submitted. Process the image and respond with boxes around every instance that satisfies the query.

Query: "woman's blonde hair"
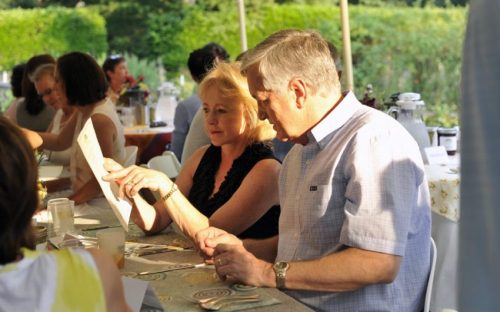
[199,62,275,143]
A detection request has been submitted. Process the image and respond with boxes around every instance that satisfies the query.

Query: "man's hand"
[213,244,274,287]
[195,227,242,260]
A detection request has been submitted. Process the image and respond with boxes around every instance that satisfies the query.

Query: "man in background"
[172,43,229,162]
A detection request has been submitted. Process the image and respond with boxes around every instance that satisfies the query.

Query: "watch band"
[273,261,290,289]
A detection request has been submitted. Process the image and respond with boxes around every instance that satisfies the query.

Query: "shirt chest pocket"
[300,184,333,220]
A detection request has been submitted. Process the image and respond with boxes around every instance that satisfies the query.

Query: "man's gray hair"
[28,63,55,83]
[241,29,340,96]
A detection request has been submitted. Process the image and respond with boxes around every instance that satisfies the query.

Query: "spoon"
[199,294,260,311]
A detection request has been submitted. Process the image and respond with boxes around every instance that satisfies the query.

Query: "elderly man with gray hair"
[195,29,431,312]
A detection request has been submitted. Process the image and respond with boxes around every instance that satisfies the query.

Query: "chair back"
[123,145,138,167]
[423,237,437,312]
[148,152,181,179]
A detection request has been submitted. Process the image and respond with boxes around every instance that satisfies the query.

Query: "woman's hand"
[103,158,172,198]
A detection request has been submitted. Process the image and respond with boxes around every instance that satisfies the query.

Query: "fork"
[199,295,260,311]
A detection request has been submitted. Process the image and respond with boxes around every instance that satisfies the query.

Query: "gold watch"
[272,261,290,289]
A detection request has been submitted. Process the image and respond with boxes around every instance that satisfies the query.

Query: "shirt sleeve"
[171,102,189,160]
[339,122,426,256]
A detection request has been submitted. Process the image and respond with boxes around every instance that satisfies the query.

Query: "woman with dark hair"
[102,55,128,104]
[39,52,126,204]
[14,54,56,131]
[0,116,130,311]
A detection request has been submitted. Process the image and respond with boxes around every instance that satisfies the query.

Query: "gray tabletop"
[74,206,312,312]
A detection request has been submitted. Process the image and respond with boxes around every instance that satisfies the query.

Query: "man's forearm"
[243,235,278,262]
[275,247,401,292]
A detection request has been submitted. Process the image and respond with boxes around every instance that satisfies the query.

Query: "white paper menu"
[77,118,131,230]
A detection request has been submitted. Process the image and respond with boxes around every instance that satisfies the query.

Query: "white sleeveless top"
[70,99,125,192]
[45,109,72,165]
[0,248,106,311]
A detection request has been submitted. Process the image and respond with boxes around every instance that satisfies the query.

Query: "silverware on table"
[199,294,260,311]
[137,263,209,275]
[81,225,121,231]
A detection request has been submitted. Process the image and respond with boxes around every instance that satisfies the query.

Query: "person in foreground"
[38,52,125,204]
[195,29,432,312]
[0,116,130,311]
[103,62,280,241]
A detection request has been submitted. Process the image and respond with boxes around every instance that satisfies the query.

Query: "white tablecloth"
[425,162,460,312]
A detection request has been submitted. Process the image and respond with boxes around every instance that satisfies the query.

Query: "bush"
[0,7,107,71]
[151,3,465,126]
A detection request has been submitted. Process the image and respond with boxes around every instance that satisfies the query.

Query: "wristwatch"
[273,261,290,289]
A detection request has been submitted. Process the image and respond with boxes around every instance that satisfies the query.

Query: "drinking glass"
[97,228,126,269]
[47,198,74,238]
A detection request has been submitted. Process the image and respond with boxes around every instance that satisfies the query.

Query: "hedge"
[0,7,107,71]
[152,3,466,126]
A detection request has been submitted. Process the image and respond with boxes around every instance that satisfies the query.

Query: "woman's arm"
[130,192,172,235]
[70,114,117,204]
[204,158,280,235]
[39,111,78,151]
[104,150,281,240]
[103,146,208,235]
[86,249,132,312]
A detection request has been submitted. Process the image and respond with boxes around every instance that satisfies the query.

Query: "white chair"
[424,237,437,312]
[147,152,181,179]
[122,145,138,167]
[162,150,181,172]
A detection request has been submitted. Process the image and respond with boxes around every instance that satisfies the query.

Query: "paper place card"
[424,146,450,165]
[122,277,162,312]
[77,118,131,230]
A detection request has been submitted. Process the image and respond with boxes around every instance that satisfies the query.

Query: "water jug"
[386,92,430,154]
[156,82,178,126]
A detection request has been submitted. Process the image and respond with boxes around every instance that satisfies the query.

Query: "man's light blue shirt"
[277,92,432,311]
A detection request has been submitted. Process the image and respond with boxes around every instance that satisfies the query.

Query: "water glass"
[97,228,126,269]
[47,198,74,238]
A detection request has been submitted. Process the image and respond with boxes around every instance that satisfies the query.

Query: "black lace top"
[188,142,280,239]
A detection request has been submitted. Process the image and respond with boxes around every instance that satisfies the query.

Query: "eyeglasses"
[38,88,54,99]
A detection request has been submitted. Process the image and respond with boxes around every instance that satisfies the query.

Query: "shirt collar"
[309,91,362,149]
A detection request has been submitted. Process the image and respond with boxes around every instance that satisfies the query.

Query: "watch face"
[274,261,289,271]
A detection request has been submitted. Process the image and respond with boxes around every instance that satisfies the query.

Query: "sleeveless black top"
[188,142,280,239]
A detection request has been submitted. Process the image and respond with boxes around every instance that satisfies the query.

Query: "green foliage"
[347,6,465,126]
[122,52,161,95]
[155,3,465,126]
[0,7,107,70]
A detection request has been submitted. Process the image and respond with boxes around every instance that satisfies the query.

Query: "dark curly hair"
[0,116,38,264]
[57,52,108,106]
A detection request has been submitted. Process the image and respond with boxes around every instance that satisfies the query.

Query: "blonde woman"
[104,62,280,240]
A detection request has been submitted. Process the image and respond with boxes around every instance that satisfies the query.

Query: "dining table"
[124,125,174,164]
[424,155,460,312]
[35,196,312,312]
